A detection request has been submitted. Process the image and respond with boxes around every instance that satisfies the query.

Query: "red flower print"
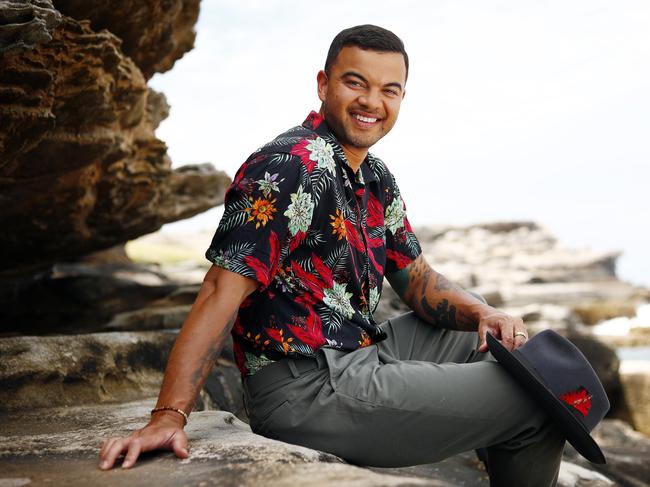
[344,220,365,252]
[367,192,384,227]
[287,311,325,350]
[386,249,413,270]
[264,327,294,354]
[290,139,317,172]
[269,231,281,273]
[311,253,334,288]
[291,260,326,300]
[244,256,271,287]
[289,230,307,252]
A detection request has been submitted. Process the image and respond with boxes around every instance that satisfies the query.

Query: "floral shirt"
[205,111,422,376]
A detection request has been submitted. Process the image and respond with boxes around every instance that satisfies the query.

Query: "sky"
[151,0,650,287]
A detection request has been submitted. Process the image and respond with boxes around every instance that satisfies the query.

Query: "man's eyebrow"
[341,71,403,92]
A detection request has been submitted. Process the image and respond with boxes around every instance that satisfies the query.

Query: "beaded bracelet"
[151,406,189,426]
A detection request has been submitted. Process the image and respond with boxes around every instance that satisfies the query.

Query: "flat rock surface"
[0,399,458,487]
[2,399,640,487]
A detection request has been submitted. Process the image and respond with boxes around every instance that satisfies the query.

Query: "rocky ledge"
[2,399,645,487]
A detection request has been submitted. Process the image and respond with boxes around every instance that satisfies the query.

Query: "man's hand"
[96,265,257,471]
[98,412,189,470]
[477,310,528,353]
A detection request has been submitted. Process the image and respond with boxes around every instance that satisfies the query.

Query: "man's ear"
[317,70,328,103]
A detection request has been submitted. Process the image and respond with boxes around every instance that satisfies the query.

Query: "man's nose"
[358,88,382,110]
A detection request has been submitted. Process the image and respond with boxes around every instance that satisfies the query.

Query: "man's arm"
[385,254,527,352]
[98,265,258,470]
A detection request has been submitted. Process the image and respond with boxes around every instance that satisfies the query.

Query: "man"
[98,25,566,486]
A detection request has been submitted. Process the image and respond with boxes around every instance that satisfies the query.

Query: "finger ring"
[515,332,528,340]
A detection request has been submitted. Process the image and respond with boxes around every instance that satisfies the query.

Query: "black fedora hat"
[487,329,610,464]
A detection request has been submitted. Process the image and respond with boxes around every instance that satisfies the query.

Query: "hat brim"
[487,333,606,464]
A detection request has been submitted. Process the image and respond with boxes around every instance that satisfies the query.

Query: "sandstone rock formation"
[54,0,201,79]
[0,0,229,276]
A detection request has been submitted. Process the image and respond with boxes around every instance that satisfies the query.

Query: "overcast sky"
[151,0,650,287]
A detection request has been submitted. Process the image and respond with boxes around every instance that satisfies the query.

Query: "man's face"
[317,46,406,151]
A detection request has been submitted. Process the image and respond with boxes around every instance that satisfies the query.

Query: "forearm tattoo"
[189,311,237,399]
[388,255,477,331]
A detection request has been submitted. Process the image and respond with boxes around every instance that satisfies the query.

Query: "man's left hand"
[477,310,527,353]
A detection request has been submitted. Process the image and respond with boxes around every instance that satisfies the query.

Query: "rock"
[0,331,177,410]
[146,89,170,129]
[54,0,201,79]
[0,0,61,54]
[565,419,650,486]
[104,305,192,332]
[0,329,244,416]
[2,400,646,486]
[0,399,469,486]
[618,361,650,436]
[557,461,615,487]
[0,260,187,335]
[590,303,650,347]
[412,222,642,310]
[573,301,638,326]
[0,3,230,276]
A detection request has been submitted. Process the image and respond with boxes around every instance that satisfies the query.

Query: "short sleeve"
[383,172,422,273]
[205,152,313,289]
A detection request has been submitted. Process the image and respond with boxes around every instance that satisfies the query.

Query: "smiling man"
[98,25,566,486]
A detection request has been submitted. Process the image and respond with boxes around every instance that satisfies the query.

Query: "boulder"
[0,329,245,416]
[618,361,650,436]
[0,331,177,410]
[0,0,230,276]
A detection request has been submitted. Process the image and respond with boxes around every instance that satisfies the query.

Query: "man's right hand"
[98,412,189,470]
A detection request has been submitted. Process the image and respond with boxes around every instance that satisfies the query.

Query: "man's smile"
[351,111,382,128]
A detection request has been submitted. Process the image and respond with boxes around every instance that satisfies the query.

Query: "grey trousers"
[244,312,566,487]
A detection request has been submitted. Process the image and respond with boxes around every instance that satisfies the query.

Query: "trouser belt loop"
[287,359,301,378]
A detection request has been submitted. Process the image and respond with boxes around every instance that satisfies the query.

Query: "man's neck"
[340,145,367,173]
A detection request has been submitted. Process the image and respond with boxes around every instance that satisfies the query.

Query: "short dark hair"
[324,24,409,81]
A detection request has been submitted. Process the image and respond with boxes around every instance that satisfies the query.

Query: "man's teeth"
[353,114,378,123]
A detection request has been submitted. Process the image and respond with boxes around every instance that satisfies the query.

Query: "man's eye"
[385,89,398,96]
[347,80,362,87]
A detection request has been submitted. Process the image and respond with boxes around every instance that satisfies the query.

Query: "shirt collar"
[302,111,378,185]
